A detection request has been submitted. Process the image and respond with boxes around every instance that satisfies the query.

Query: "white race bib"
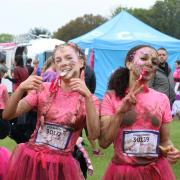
[35,122,72,150]
[123,130,160,157]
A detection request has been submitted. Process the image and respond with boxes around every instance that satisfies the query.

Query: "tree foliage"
[111,0,180,39]
[53,14,107,41]
[28,27,51,39]
[0,33,14,43]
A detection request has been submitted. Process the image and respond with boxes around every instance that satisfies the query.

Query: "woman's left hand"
[70,78,91,98]
[166,146,180,164]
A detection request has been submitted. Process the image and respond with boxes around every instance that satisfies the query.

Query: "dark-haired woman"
[99,45,180,180]
[5,55,29,91]
[3,43,99,180]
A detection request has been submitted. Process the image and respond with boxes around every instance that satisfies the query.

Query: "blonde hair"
[42,56,54,72]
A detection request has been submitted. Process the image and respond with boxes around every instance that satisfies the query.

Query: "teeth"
[60,69,70,77]
[60,71,67,77]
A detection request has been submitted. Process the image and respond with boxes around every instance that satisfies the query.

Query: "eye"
[140,54,149,61]
[55,58,62,63]
[151,58,159,66]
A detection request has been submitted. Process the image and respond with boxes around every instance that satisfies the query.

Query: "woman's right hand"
[19,75,43,92]
[118,80,143,113]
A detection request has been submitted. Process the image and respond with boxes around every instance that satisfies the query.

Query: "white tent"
[27,38,65,59]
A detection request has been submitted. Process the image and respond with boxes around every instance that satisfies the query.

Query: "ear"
[126,61,132,70]
[79,59,84,69]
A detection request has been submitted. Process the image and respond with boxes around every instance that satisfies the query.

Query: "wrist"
[18,84,26,93]
[85,92,92,99]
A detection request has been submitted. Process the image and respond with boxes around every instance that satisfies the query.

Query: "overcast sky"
[1,0,157,35]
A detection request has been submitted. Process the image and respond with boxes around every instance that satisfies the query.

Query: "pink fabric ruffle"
[103,157,175,180]
[6,143,84,180]
[0,147,11,180]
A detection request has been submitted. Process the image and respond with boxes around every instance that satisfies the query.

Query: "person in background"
[149,47,175,107]
[171,60,180,119]
[173,60,180,81]
[0,51,8,73]
[0,52,11,180]
[32,59,41,76]
[99,45,180,180]
[41,56,57,82]
[26,58,34,76]
[5,55,29,92]
[3,42,100,180]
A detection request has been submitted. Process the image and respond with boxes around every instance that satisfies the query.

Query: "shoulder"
[148,88,169,101]
[103,90,119,101]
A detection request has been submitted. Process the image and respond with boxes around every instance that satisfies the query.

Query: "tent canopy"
[71,11,180,99]
[27,38,65,59]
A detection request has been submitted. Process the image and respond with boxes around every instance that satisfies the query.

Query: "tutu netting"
[103,157,175,180]
[6,143,84,180]
[0,147,11,180]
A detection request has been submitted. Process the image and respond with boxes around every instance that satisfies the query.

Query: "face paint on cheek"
[59,60,77,77]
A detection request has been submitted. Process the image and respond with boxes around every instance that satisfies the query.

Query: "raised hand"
[19,75,43,92]
[69,78,91,98]
[118,80,144,113]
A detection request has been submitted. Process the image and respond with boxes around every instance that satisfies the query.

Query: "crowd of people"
[0,43,180,180]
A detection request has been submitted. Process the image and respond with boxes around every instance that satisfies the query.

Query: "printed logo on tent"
[117,31,157,40]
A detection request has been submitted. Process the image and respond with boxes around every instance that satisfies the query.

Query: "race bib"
[123,130,160,157]
[35,122,72,150]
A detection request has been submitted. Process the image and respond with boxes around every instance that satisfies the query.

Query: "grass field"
[0,119,180,180]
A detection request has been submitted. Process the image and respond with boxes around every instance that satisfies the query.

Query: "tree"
[0,33,14,42]
[111,0,180,39]
[53,14,107,41]
[28,27,51,39]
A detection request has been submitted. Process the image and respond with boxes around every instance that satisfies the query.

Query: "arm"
[3,75,43,120]
[160,123,180,164]
[98,112,124,148]
[3,87,32,120]
[84,95,100,140]
[70,78,100,140]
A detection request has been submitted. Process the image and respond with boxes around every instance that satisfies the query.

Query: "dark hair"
[158,47,167,52]
[27,58,32,64]
[108,45,157,98]
[15,55,24,67]
[0,51,6,63]
[175,60,180,65]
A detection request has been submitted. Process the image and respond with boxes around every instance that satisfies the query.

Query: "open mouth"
[59,69,71,77]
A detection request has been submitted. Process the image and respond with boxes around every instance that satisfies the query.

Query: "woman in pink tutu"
[3,43,100,180]
[99,45,180,180]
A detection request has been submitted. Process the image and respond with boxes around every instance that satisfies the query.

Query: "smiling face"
[127,47,158,82]
[54,45,84,80]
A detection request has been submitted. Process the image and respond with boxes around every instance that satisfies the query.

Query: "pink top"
[0,84,8,109]
[101,88,172,165]
[173,68,180,81]
[24,82,99,153]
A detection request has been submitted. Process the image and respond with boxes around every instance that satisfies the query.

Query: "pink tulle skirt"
[103,157,175,180]
[6,143,84,180]
[0,147,11,180]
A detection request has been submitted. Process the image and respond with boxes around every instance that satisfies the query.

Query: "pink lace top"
[101,88,172,165]
[0,84,8,109]
[24,82,99,153]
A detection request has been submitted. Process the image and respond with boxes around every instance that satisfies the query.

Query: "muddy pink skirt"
[0,147,11,180]
[103,157,175,180]
[6,143,84,180]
